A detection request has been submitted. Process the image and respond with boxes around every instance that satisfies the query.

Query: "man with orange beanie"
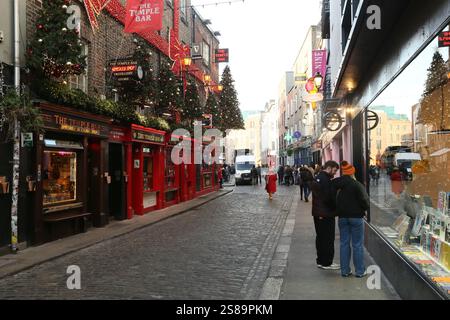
[333,161,370,277]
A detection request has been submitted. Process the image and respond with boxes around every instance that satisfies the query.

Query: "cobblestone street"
[0,184,295,300]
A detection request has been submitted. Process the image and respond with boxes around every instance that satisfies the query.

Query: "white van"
[235,155,256,185]
[394,152,421,180]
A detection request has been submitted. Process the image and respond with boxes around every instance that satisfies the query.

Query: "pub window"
[203,41,210,66]
[43,151,77,205]
[68,43,88,93]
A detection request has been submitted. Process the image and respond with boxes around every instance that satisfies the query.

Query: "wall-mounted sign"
[21,133,33,148]
[293,131,302,139]
[124,0,164,33]
[109,59,143,82]
[312,50,327,80]
[302,92,324,102]
[134,159,140,169]
[191,43,203,60]
[438,31,450,47]
[109,126,129,142]
[215,49,229,63]
[295,73,307,83]
[132,129,165,144]
[42,113,109,137]
[323,111,343,132]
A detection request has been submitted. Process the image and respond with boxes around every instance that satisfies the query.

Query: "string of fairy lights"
[165,0,246,11]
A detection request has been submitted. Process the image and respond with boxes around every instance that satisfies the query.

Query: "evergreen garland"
[0,90,43,142]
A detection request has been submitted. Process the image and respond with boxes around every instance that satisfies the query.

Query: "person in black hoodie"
[333,161,370,278]
[309,160,340,270]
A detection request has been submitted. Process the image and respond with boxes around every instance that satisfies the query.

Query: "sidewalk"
[261,192,401,300]
[0,188,232,280]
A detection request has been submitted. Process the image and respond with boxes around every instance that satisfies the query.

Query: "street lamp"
[313,72,323,90]
[182,57,192,68]
[203,74,212,84]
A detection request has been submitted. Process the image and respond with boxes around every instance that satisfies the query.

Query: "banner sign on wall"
[124,0,164,33]
[215,49,229,63]
[438,31,450,47]
[312,50,327,84]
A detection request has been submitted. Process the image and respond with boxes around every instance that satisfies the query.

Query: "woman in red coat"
[390,167,404,196]
[265,169,278,200]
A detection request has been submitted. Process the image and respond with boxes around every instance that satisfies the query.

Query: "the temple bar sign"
[215,49,229,63]
[438,31,450,47]
[132,129,165,144]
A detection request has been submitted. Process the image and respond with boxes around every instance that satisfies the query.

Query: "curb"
[0,189,233,280]
[258,192,299,300]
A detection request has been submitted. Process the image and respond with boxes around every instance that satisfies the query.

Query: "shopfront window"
[367,30,450,297]
[43,151,77,206]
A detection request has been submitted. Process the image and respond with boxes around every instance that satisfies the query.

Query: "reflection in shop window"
[367,30,450,298]
[43,151,77,205]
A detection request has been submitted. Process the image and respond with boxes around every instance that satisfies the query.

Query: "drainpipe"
[10,0,21,252]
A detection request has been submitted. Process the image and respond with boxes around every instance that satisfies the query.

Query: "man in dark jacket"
[333,161,370,277]
[300,166,314,202]
[277,165,284,185]
[309,160,340,270]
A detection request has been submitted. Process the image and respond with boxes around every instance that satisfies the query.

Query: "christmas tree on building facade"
[418,51,450,131]
[204,93,221,128]
[218,66,244,132]
[27,0,86,79]
[157,60,184,121]
[182,80,203,128]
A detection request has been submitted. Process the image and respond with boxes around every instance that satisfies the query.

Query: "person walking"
[251,165,258,186]
[298,167,305,200]
[218,166,223,189]
[390,167,404,197]
[265,169,277,200]
[333,161,370,278]
[284,165,293,186]
[257,165,262,185]
[309,160,340,270]
[300,165,314,202]
[277,165,284,185]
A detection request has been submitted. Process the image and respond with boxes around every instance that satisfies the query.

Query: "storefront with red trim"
[131,125,166,215]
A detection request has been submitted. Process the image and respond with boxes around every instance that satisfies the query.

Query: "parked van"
[235,155,256,185]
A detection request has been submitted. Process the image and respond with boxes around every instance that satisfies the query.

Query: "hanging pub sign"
[438,31,450,47]
[124,0,164,33]
[323,111,343,132]
[191,43,203,60]
[109,59,144,82]
[215,49,229,63]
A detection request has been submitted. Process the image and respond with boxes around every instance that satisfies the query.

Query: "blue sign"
[293,131,302,139]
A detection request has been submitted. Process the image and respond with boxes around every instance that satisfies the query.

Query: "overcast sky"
[191,0,321,111]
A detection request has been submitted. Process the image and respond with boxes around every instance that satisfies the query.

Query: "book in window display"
[411,207,430,237]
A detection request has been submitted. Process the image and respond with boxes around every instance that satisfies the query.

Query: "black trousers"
[313,216,335,266]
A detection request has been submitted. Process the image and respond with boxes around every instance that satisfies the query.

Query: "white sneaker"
[318,263,340,270]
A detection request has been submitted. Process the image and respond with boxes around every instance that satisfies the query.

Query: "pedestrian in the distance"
[333,161,369,278]
[390,167,404,196]
[309,160,340,270]
[251,165,258,186]
[218,166,223,189]
[277,165,284,185]
[265,169,277,200]
[298,167,305,200]
[300,165,314,202]
[257,165,262,185]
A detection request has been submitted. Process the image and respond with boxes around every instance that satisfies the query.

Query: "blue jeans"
[338,218,365,276]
